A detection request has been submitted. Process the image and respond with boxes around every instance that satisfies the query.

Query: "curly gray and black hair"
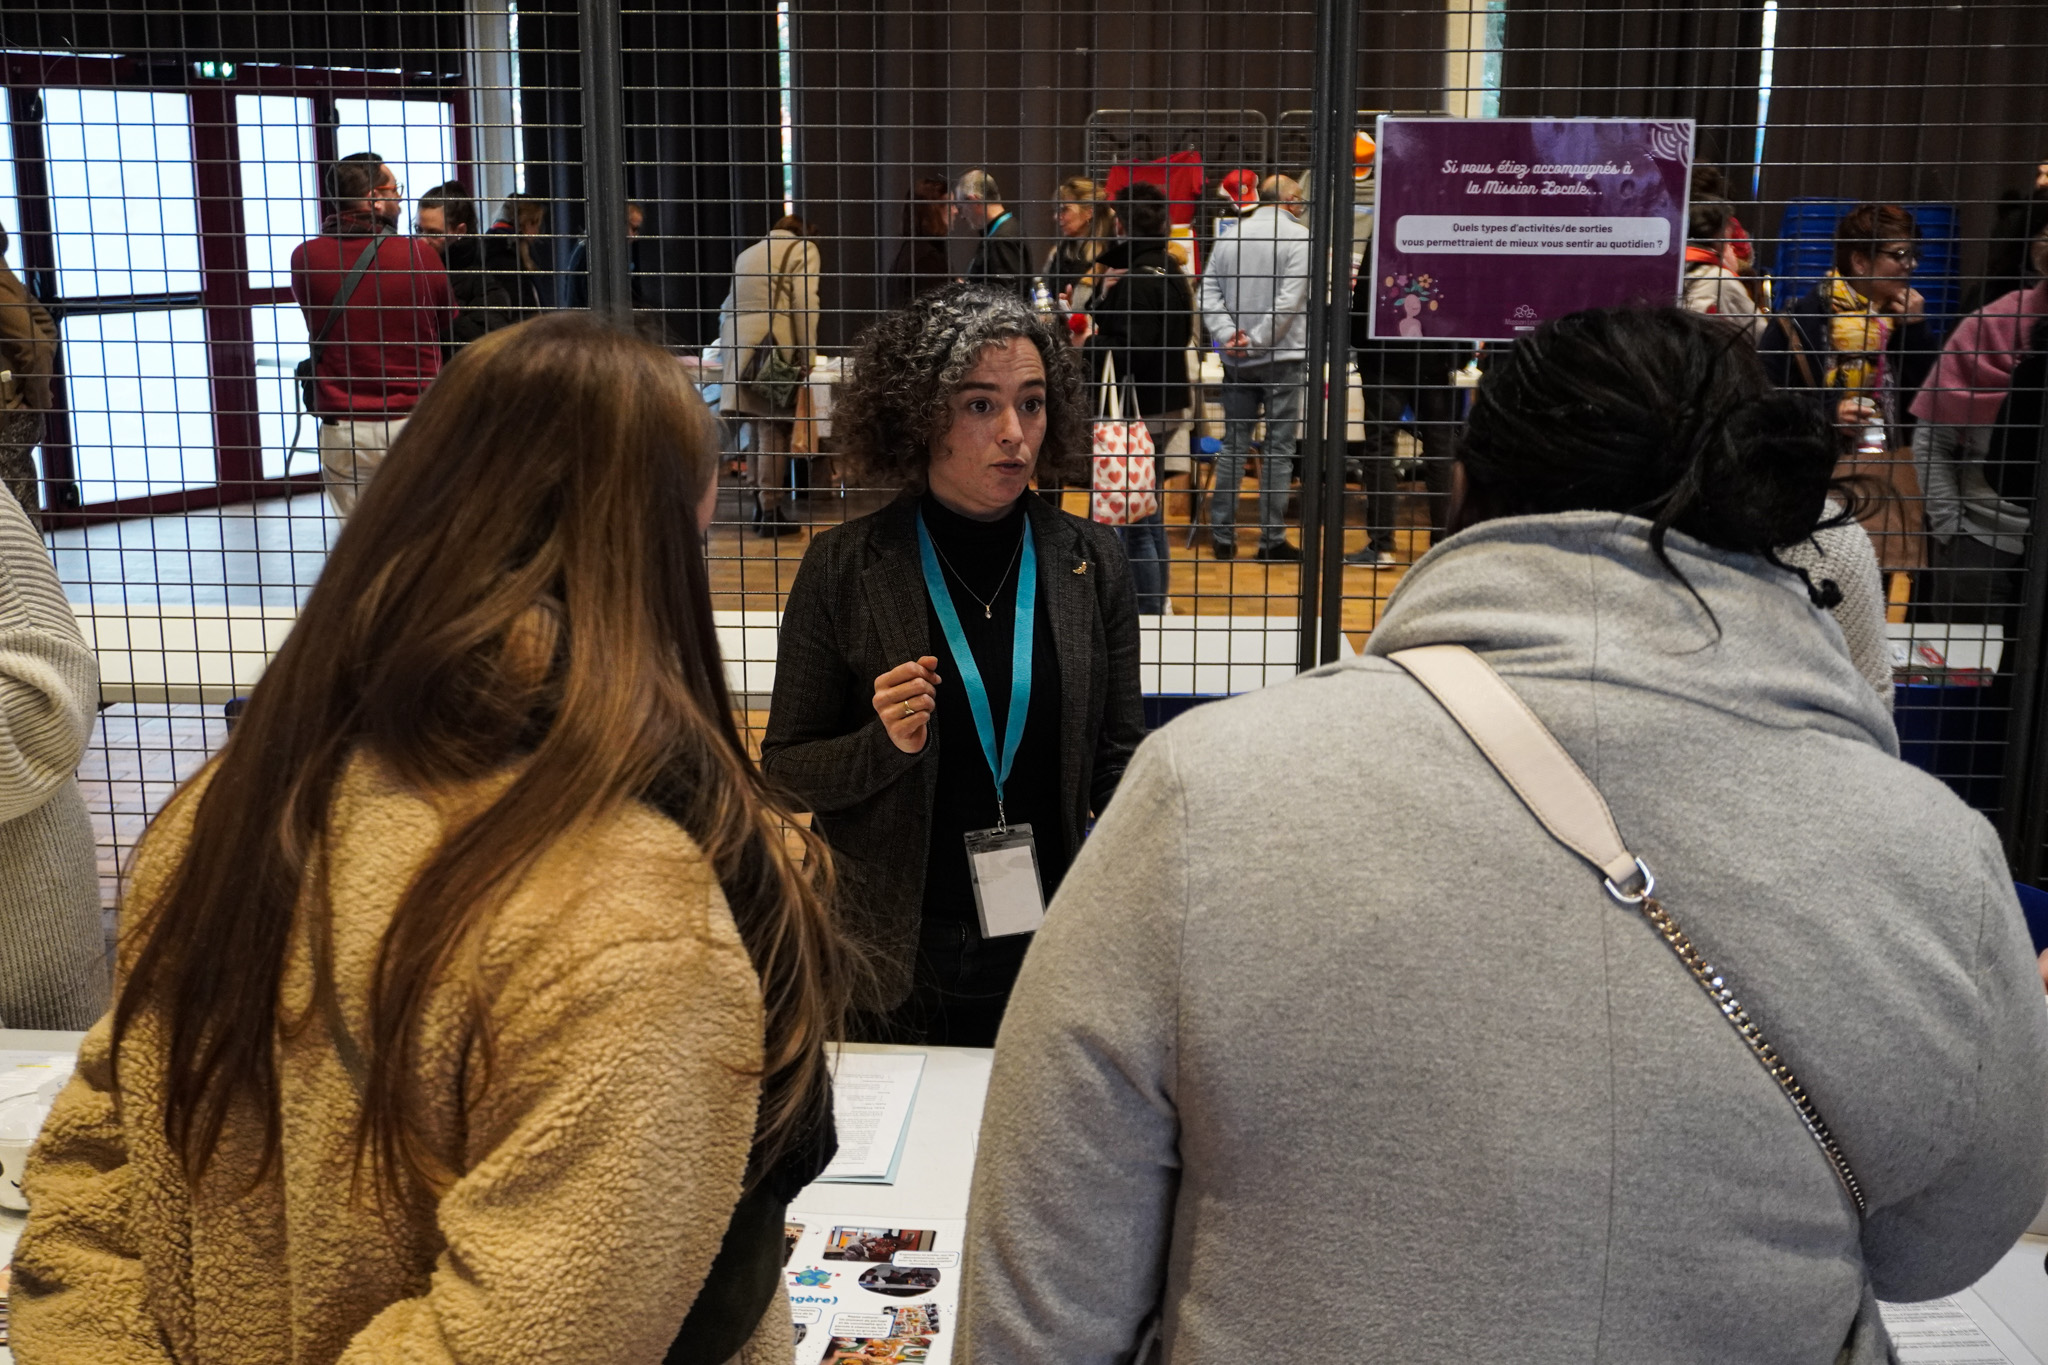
[835,283,1089,487]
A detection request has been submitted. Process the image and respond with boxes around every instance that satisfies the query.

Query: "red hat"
[1219,169,1259,210]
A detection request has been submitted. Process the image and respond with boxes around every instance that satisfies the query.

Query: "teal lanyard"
[916,511,1037,829]
[987,210,1014,237]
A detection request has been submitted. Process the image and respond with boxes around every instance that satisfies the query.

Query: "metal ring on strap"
[1602,856,1656,906]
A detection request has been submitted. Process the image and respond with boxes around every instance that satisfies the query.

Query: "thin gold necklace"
[927,525,1025,620]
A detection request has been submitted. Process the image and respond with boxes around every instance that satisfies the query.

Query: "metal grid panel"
[0,0,2042,927]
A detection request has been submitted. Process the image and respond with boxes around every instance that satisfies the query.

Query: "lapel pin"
[1073,561,1089,575]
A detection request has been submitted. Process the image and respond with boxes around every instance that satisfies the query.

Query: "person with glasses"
[1760,203,1937,445]
[289,152,455,517]
[415,180,526,350]
[1759,203,1940,578]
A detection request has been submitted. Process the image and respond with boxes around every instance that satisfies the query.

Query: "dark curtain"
[1500,0,1764,175]
[790,0,1444,350]
[1756,0,2048,278]
[0,0,465,76]
[518,0,780,345]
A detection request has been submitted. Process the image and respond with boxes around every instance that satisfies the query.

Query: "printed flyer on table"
[784,1216,964,1364]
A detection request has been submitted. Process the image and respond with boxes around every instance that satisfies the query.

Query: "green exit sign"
[192,60,238,80]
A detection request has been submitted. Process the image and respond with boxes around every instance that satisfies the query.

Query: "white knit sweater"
[0,490,105,1027]
[1778,516,1894,713]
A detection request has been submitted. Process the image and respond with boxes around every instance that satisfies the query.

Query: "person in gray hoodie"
[1196,175,1311,561]
[960,307,2048,1364]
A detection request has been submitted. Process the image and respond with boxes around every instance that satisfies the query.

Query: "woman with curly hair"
[761,284,1146,1045]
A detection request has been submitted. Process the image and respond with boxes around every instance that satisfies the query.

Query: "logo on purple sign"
[1378,272,1445,337]
[1366,117,1694,341]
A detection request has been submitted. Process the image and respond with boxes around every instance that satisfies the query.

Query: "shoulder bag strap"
[1775,313,1823,392]
[765,240,801,352]
[1386,642,1868,1217]
[311,229,389,361]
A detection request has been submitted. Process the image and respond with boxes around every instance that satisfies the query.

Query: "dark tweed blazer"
[760,494,1146,1008]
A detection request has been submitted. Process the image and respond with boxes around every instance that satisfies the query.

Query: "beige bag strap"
[1387,642,1868,1217]
[1387,644,1643,892]
[763,240,800,350]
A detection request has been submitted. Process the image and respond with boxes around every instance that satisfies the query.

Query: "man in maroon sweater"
[290,152,455,516]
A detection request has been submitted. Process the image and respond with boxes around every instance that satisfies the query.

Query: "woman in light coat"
[0,223,56,523]
[719,215,821,537]
[961,308,2048,1364]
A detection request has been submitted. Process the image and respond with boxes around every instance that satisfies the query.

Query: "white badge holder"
[963,823,1046,937]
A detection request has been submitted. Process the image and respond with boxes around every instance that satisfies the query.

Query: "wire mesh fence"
[1,0,2046,926]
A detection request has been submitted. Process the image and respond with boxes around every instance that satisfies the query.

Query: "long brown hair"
[496,191,550,273]
[115,312,850,1204]
[904,176,951,239]
[1056,175,1116,244]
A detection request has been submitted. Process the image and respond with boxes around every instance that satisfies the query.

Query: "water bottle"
[1031,275,1055,317]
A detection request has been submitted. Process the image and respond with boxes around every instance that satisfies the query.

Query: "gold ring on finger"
[903,701,916,718]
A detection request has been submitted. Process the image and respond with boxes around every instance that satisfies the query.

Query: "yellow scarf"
[1821,271,1891,394]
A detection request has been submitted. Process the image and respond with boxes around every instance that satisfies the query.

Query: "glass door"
[4,56,471,522]
[39,87,215,505]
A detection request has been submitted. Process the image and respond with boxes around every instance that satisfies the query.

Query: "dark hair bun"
[1463,307,1840,577]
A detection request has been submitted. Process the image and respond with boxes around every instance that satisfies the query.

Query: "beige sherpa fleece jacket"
[11,756,793,1365]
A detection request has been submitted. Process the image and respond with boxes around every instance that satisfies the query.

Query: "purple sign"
[1367,117,1693,341]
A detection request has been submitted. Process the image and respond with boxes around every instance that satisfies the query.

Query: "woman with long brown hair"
[13,312,852,1364]
[1043,174,1114,309]
[891,175,956,309]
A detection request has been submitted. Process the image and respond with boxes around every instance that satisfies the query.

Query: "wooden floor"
[704,472,1448,651]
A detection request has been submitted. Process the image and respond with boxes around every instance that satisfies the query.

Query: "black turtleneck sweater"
[918,493,1068,928]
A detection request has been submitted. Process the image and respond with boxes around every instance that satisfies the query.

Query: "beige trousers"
[317,416,408,518]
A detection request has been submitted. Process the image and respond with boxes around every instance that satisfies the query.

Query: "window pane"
[250,304,310,480]
[62,309,216,501]
[41,89,202,299]
[236,95,318,290]
[333,98,456,216]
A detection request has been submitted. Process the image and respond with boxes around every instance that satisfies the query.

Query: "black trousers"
[849,918,1032,1048]
[1351,380,1459,549]
[1914,533,2024,636]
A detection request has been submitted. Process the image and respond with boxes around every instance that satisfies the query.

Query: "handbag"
[738,240,808,415]
[1773,315,1926,573]
[1089,355,1159,526]
[790,379,818,455]
[1387,642,1868,1218]
[297,229,389,417]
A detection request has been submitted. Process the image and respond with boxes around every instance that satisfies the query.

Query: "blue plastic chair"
[2014,882,2048,954]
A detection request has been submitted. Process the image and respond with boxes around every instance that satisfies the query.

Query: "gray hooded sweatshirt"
[961,511,2048,1364]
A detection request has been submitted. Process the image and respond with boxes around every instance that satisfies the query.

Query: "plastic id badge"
[964,824,1046,938]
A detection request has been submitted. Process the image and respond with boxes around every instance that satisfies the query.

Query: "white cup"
[0,1089,59,1212]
